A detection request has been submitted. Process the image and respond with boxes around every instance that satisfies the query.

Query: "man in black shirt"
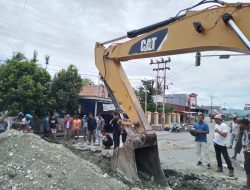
[11,112,24,130]
[87,113,97,145]
[49,113,58,139]
[101,129,113,149]
[110,112,121,149]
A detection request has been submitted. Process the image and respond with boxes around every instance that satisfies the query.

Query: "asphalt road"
[155,120,246,186]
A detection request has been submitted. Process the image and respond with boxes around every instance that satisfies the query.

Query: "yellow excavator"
[95,0,250,188]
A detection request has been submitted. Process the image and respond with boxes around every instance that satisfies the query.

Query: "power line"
[1,3,85,39]
[167,64,194,81]
[150,57,171,124]
[0,31,89,57]
[45,63,98,74]
[0,52,98,78]
[45,67,98,77]
[18,0,28,29]
[0,7,91,51]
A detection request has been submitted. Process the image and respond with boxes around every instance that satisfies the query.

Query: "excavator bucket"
[112,135,167,188]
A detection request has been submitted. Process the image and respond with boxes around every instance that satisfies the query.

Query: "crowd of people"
[0,110,127,150]
[0,110,127,151]
[192,113,250,188]
[6,112,33,133]
[42,111,127,150]
[2,110,250,188]
[0,112,33,134]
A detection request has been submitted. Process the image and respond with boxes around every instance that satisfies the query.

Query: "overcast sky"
[0,0,249,109]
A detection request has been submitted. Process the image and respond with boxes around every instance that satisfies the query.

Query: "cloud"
[0,0,249,109]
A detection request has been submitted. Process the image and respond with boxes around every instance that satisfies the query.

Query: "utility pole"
[45,55,50,71]
[144,89,147,112]
[210,95,215,123]
[150,59,160,112]
[150,57,171,128]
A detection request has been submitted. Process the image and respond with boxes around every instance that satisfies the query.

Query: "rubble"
[67,141,249,190]
[0,130,129,190]
[1,130,248,190]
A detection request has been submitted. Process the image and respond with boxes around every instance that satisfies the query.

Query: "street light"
[195,52,201,66]
[194,52,250,67]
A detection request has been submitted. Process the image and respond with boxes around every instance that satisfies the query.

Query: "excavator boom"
[95,2,250,188]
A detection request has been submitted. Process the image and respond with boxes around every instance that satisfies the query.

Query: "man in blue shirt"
[43,115,50,138]
[0,116,8,133]
[194,113,211,168]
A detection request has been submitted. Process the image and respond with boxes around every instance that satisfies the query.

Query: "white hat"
[214,114,222,120]
[232,114,238,119]
[197,112,203,116]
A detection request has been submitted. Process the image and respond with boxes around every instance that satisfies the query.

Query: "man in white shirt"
[213,114,234,177]
[241,119,250,188]
[96,114,105,145]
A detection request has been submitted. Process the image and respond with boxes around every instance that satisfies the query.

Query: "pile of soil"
[68,142,248,190]
[0,130,129,190]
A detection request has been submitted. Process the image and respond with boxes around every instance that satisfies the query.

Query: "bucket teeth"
[112,137,167,188]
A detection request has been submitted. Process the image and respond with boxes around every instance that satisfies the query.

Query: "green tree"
[135,79,155,104]
[49,64,82,115]
[142,102,175,113]
[0,52,51,116]
[135,79,174,113]
[156,103,175,113]
[82,78,94,86]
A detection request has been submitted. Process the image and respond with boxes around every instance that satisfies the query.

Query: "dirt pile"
[0,130,129,190]
[68,142,248,190]
[67,143,113,176]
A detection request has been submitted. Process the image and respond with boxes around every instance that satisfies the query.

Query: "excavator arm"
[95,2,250,188]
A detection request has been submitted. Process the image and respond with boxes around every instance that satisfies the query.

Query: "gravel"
[0,130,129,190]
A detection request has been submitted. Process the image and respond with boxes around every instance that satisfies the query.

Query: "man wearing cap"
[228,114,239,149]
[213,114,234,177]
[20,114,32,132]
[193,113,211,168]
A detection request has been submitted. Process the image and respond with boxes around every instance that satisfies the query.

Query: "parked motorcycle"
[171,123,182,133]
